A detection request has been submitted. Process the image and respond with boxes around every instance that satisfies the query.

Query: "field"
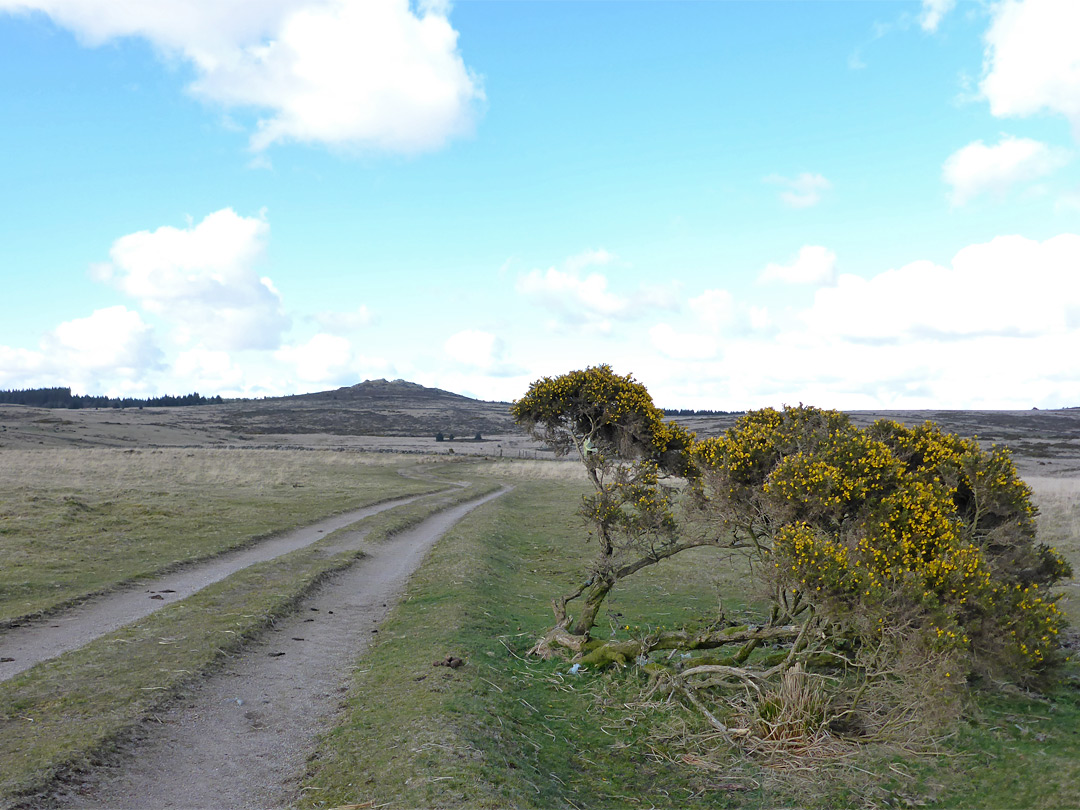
[0,447,450,624]
[1,398,1079,807]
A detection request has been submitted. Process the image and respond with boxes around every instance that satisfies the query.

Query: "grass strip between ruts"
[0,479,499,809]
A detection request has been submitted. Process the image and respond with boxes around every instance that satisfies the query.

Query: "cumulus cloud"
[0,346,44,388]
[764,173,831,208]
[443,329,522,376]
[920,0,956,33]
[803,233,1080,342]
[649,323,719,361]
[516,249,628,330]
[943,135,1071,205]
[0,0,483,153]
[688,289,736,334]
[980,0,1080,135]
[760,245,837,286]
[517,267,626,322]
[641,233,1080,410]
[647,286,773,362]
[444,329,500,367]
[0,306,163,393]
[172,347,246,394]
[516,248,679,330]
[44,306,162,376]
[98,208,290,351]
[273,332,393,388]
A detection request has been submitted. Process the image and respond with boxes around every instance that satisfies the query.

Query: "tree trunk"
[569,575,616,636]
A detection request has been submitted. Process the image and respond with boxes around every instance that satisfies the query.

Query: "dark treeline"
[663,408,743,417]
[0,387,224,409]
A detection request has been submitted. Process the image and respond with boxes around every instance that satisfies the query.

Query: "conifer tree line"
[0,387,223,409]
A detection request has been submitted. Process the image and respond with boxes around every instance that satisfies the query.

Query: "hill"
[221,379,516,437]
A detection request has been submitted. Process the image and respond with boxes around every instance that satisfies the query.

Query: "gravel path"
[46,487,508,810]
[0,494,433,683]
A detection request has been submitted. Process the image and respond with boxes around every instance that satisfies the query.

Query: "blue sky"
[1,0,1079,409]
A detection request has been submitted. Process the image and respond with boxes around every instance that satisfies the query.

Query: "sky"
[1,0,1079,411]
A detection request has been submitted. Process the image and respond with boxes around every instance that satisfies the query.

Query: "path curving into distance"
[49,486,509,810]
[0,493,435,682]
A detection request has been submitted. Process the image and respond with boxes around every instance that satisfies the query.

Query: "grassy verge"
[0,479,498,809]
[0,449,454,623]
[301,478,1080,810]
[301,480,755,809]
[896,678,1080,809]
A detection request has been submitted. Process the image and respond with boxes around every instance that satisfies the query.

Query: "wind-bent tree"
[511,365,701,654]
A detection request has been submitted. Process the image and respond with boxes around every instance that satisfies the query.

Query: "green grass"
[300,480,768,809]
[301,477,1080,810]
[900,676,1080,809]
[0,480,499,808]
[0,449,452,623]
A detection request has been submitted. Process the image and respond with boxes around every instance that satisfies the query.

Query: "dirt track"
[0,494,430,683]
[45,487,508,809]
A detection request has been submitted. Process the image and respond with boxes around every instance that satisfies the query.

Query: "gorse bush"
[693,405,1071,684]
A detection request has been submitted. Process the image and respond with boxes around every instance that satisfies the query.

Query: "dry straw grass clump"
[472,458,587,481]
[0,447,425,492]
[0,448,446,623]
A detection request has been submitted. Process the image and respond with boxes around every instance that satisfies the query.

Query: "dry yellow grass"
[464,458,586,481]
[1027,476,1080,624]
[0,447,430,491]
[0,448,451,623]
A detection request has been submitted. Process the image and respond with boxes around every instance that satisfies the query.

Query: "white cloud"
[0,306,163,393]
[920,0,956,33]
[635,232,1080,411]
[100,208,290,351]
[649,323,718,361]
[760,245,837,286]
[172,348,245,394]
[275,332,378,386]
[43,306,162,376]
[1,0,483,153]
[803,234,1080,342]
[516,248,678,330]
[0,345,47,389]
[443,329,523,376]
[516,250,629,329]
[444,329,500,367]
[980,0,1080,135]
[517,267,626,319]
[688,289,737,333]
[943,135,1071,205]
[764,172,831,208]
